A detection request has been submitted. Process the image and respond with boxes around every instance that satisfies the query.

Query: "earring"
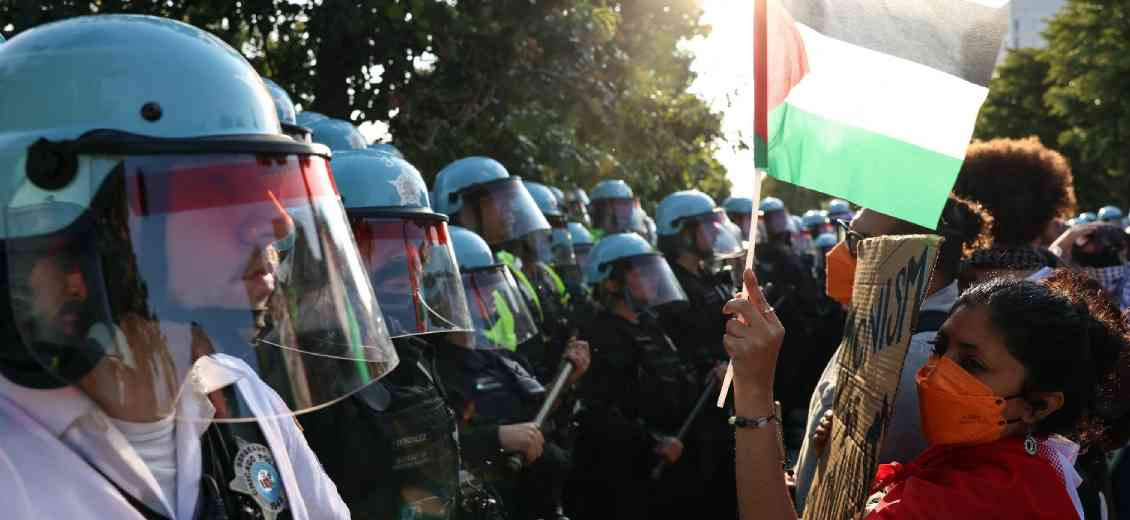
[1024,427,1038,456]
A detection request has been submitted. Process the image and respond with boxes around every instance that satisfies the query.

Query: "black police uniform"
[298,336,461,519]
[430,338,571,520]
[659,261,739,520]
[756,239,841,453]
[568,311,699,520]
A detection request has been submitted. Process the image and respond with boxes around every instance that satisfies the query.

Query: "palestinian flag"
[757,0,1009,228]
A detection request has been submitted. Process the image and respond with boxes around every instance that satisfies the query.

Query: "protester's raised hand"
[722,268,785,398]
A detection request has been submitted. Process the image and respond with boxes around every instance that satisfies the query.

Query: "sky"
[684,0,756,197]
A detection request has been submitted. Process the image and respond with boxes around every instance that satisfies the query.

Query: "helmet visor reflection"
[350,216,473,338]
[459,266,539,350]
[458,178,550,246]
[5,153,397,422]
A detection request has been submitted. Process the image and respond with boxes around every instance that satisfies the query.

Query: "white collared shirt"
[0,345,349,519]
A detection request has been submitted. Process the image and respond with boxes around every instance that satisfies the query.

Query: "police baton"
[650,371,721,480]
[507,358,576,472]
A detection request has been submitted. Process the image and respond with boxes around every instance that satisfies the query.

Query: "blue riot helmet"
[760,196,793,240]
[1078,212,1098,225]
[433,157,554,267]
[549,186,566,206]
[801,209,831,238]
[308,117,368,151]
[564,187,592,228]
[295,110,328,127]
[722,196,755,240]
[261,78,309,142]
[523,180,577,267]
[0,15,396,417]
[1098,206,1124,224]
[656,190,743,260]
[333,149,473,338]
[368,142,404,158]
[827,198,854,223]
[813,232,839,271]
[568,222,595,271]
[585,233,688,315]
[589,180,643,236]
[448,226,539,350]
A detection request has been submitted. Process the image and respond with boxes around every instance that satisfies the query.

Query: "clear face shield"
[728,212,753,239]
[591,197,644,235]
[611,254,689,314]
[565,200,592,228]
[350,214,473,338]
[453,177,551,248]
[5,148,397,423]
[547,215,577,267]
[689,210,744,260]
[762,209,793,238]
[453,266,539,351]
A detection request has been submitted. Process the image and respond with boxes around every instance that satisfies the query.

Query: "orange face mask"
[825,241,855,306]
[916,355,1023,446]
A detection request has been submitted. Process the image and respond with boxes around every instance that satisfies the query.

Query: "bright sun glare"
[686,0,754,197]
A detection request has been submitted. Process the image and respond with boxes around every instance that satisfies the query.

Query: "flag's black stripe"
[781,0,1008,87]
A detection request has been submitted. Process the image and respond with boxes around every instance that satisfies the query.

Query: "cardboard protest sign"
[803,234,941,520]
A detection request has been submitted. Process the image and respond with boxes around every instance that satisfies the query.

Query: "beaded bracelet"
[728,414,780,429]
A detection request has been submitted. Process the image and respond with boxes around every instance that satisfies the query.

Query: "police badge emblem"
[230,441,288,519]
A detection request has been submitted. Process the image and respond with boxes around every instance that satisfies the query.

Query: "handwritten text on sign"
[804,234,940,520]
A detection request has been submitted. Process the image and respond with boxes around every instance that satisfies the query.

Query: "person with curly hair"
[953,137,1077,288]
[729,267,1130,519]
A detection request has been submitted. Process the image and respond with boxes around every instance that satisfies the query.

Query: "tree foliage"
[1,0,731,208]
[973,0,1130,211]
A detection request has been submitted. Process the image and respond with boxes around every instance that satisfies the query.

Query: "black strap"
[82,460,171,520]
[913,310,949,335]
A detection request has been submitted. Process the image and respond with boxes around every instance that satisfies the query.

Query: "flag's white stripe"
[783,24,988,160]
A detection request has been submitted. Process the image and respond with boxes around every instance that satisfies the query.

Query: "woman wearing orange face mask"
[726,268,1130,520]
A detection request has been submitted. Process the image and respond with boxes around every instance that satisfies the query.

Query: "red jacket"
[866,436,1081,519]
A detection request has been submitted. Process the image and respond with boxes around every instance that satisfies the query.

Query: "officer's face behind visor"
[591,197,643,234]
[688,211,743,260]
[450,265,538,351]
[5,147,397,423]
[453,177,549,248]
[609,254,688,313]
[350,216,473,338]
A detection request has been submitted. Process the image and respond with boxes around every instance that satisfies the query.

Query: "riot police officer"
[295,147,473,519]
[588,180,644,240]
[306,117,369,151]
[653,190,743,519]
[568,233,699,520]
[433,158,583,384]
[0,16,401,518]
[722,195,756,240]
[826,198,854,224]
[434,227,589,520]
[562,188,592,229]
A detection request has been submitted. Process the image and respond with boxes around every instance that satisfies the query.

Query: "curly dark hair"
[954,270,1130,451]
[952,137,1076,246]
[935,195,993,281]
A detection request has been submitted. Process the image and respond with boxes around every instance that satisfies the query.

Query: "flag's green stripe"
[767,102,959,229]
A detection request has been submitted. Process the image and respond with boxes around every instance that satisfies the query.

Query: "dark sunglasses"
[834,219,871,257]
